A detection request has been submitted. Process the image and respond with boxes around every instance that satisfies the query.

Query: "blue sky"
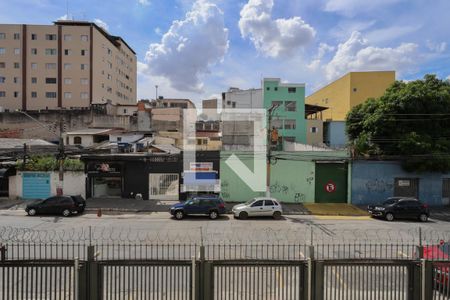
[1,0,449,105]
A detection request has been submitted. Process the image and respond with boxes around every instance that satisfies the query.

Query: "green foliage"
[346,74,450,172]
[18,156,84,172]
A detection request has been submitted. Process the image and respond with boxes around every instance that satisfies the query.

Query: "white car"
[232,197,283,220]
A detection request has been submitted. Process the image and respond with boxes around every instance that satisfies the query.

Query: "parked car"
[232,197,282,220]
[367,197,429,222]
[423,241,450,290]
[170,196,226,220]
[25,195,86,217]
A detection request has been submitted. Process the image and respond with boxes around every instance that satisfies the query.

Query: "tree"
[346,74,450,172]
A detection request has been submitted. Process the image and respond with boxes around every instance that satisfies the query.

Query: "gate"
[394,178,419,198]
[209,261,307,300]
[317,260,420,300]
[149,173,179,200]
[22,172,51,199]
[97,261,192,300]
[0,261,75,299]
[315,163,348,203]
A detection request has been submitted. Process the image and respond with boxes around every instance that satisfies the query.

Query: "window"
[288,87,296,93]
[284,119,296,130]
[266,87,270,91]
[310,127,319,133]
[13,77,19,84]
[285,101,296,112]
[274,87,278,91]
[232,102,236,108]
[107,48,112,55]
[81,92,89,99]
[0,48,5,55]
[81,49,86,56]
[107,87,112,93]
[31,63,37,69]
[251,200,264,207]
[45,78,57,84]
[353,88,357,92]
[14,33,20,40]
[0,91,5,97]
[81,35,88,42]
[81,64,88,70]
[64,78,72,84]
[31,92,37,98]
[117,137,122,142]
[45,48,57,55]
[45,34,57,40]
[31,48,37,55]
[0,77,4,83]
[74,136,82,144]
[31,34,37,40]
[14,62,20,69]
[264,200,274,206]
[14,48,20,55]
[13,91,19,98]
[64,63,71,70]
[64,34,72,41]
[0,62,5,68]
[107,74,112,80]
[272,101,283,107]
[0,33,5,39]
[80,78,88,85]
[31,77,37,84]
[272,119,283,129]
[45,92,57,98]
[64,49,71,55]
[64,92,72,99]
[46,63,56,70]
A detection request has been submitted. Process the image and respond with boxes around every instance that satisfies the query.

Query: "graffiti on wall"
[365,179,394,193]
[270,182,289,194]
[294,193,305,203]
[221,180,230,199]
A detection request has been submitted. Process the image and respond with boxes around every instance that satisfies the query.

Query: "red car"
[423,241,450,289]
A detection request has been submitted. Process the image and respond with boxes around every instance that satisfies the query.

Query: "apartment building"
[0,20,136,111]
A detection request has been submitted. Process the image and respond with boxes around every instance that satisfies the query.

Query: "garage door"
[315,163,348,203]
[23,172,51,199]
[149,173,179,200]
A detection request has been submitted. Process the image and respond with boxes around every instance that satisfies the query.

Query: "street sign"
[324,180,337,193]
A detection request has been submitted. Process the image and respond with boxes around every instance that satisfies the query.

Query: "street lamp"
[266,103,280,197]
[18,110,65,195]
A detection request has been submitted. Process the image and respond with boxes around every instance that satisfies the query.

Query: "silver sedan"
[232,197,283,220]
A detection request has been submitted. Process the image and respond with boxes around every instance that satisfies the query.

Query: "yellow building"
[306,71,395,121]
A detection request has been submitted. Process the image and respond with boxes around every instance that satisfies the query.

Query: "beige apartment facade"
[0,21,136,111]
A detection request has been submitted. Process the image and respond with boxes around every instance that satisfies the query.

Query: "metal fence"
[1,226,450,299]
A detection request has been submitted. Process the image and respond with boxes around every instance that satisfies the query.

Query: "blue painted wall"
[351,160,449,206]
[325,121,347,148]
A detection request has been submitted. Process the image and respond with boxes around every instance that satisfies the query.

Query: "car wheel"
[385,213,394,221]
[273,211,282,220]
[175,210,184,220]
[209,210,218,220]
[62,209,71,217]
[239,211,248,220]
[27,208,37,216]
[419,213,428,222]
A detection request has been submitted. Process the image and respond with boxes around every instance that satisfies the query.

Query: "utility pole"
[155,85,159,100]
[23,143,27,167]
[266,104,279,198]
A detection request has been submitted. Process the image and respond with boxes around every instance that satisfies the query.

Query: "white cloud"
[239,0,315,58]
[143,0,229,92]
[138,0,150,5]
[324,31,418,80]
[94,18,109,31]
[324,0,404,16]
[308,43,335,70]
[426,40,447,53]
[58,14,70,21]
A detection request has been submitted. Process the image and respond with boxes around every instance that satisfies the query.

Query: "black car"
[368,197,429,222]
[25,195,86,217]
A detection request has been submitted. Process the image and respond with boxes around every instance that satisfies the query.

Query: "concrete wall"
[222,88,262,109]
[306,119,323,146]
[66,134,95,147]
[351,160,450,206]
[9,171,85,199]
[220,151,316,203]
[109,133,143,143]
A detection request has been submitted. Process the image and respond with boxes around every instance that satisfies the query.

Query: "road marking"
[332,267,348,289]
[315,216,371,220]
[398,251,409,258]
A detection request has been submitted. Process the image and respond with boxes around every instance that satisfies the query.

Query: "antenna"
[66,0,69,18]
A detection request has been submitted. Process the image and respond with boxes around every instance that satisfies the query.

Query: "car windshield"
[245,199,256,205]
[383,199,399,205]
[439,243,450,255]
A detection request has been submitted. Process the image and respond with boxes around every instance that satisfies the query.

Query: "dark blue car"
[170,196,226,220]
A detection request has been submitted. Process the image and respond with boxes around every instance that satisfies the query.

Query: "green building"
[263,78,307,144]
